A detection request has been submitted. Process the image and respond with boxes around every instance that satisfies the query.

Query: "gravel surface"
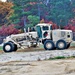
[0,49,75,63]
[0,49,75,75]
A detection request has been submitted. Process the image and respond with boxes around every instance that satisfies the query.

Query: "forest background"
[0,0,75,36]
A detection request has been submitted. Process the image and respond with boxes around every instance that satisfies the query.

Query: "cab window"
[42,26,49,30]
[50,26,53,30]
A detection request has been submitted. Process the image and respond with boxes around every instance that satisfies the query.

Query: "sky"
[1,0,6,2]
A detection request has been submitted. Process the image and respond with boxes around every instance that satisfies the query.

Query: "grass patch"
[70,56,75,58]
[49,56,66,60]
[54,56,66,59]
[70,42,75,47]
[0,46,2,50]
[49,56,75,60]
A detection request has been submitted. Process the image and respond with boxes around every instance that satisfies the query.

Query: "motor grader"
[3,23,73,52]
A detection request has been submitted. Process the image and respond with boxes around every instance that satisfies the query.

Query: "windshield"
[42,26,49,30]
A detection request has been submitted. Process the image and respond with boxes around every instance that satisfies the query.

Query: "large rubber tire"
[44,40,55,50]
[8,41,17,51]
[14,44,17,51]
[66,43,70,49]
[56,40,67,50]
[3,42,15,52]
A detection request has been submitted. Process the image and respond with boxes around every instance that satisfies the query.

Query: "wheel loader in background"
[3,23,73,52]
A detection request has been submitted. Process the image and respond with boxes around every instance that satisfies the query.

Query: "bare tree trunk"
[46,0,49,5]
[22,2,26,29]
[37,0,41,20]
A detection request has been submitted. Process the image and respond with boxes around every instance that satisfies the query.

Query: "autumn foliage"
[40,19,45,23]
[0,1,13,25]
[64,18,75,32]
[0,2,13,14]
[0,24,19,36]
[40,19,58,29]
[0,0,75,37]
[48,21,58,29]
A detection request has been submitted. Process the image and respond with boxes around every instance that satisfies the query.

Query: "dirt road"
[0,59,75,75]
[0,47,75,75]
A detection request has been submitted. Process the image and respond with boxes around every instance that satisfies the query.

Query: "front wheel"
[56,40,67,50]
[66,43,70,49]
[14,44,17,51]
[44,40,55,50]
[3,42,15,52]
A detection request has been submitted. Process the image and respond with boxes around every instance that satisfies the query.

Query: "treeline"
[0,0,75,36]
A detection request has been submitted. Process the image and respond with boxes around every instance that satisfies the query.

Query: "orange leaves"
[0,2,13,15]
[40,19,45,23]
[0,2,13,25]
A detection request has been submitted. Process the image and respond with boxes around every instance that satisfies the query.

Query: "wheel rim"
[46,43,52,49]
[58,42,64,48]
[5,45,11,51]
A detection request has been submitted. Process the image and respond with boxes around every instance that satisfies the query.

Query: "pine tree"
[10,0,32,28]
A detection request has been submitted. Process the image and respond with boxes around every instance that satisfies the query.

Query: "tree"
[64,18,75,32]
[0,24,19,36]
[48,21,58,29]
[10,0,50,27]
[27,15,40,28]
[9,0,75,29]
[48,0,74,27]
[10,0,34,29]
[40,19,45,23]
[0,1,13,25]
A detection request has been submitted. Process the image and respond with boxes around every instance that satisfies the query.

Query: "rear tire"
[44,40,55,50]
[3,42,15,52]
[56,40,67,50]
